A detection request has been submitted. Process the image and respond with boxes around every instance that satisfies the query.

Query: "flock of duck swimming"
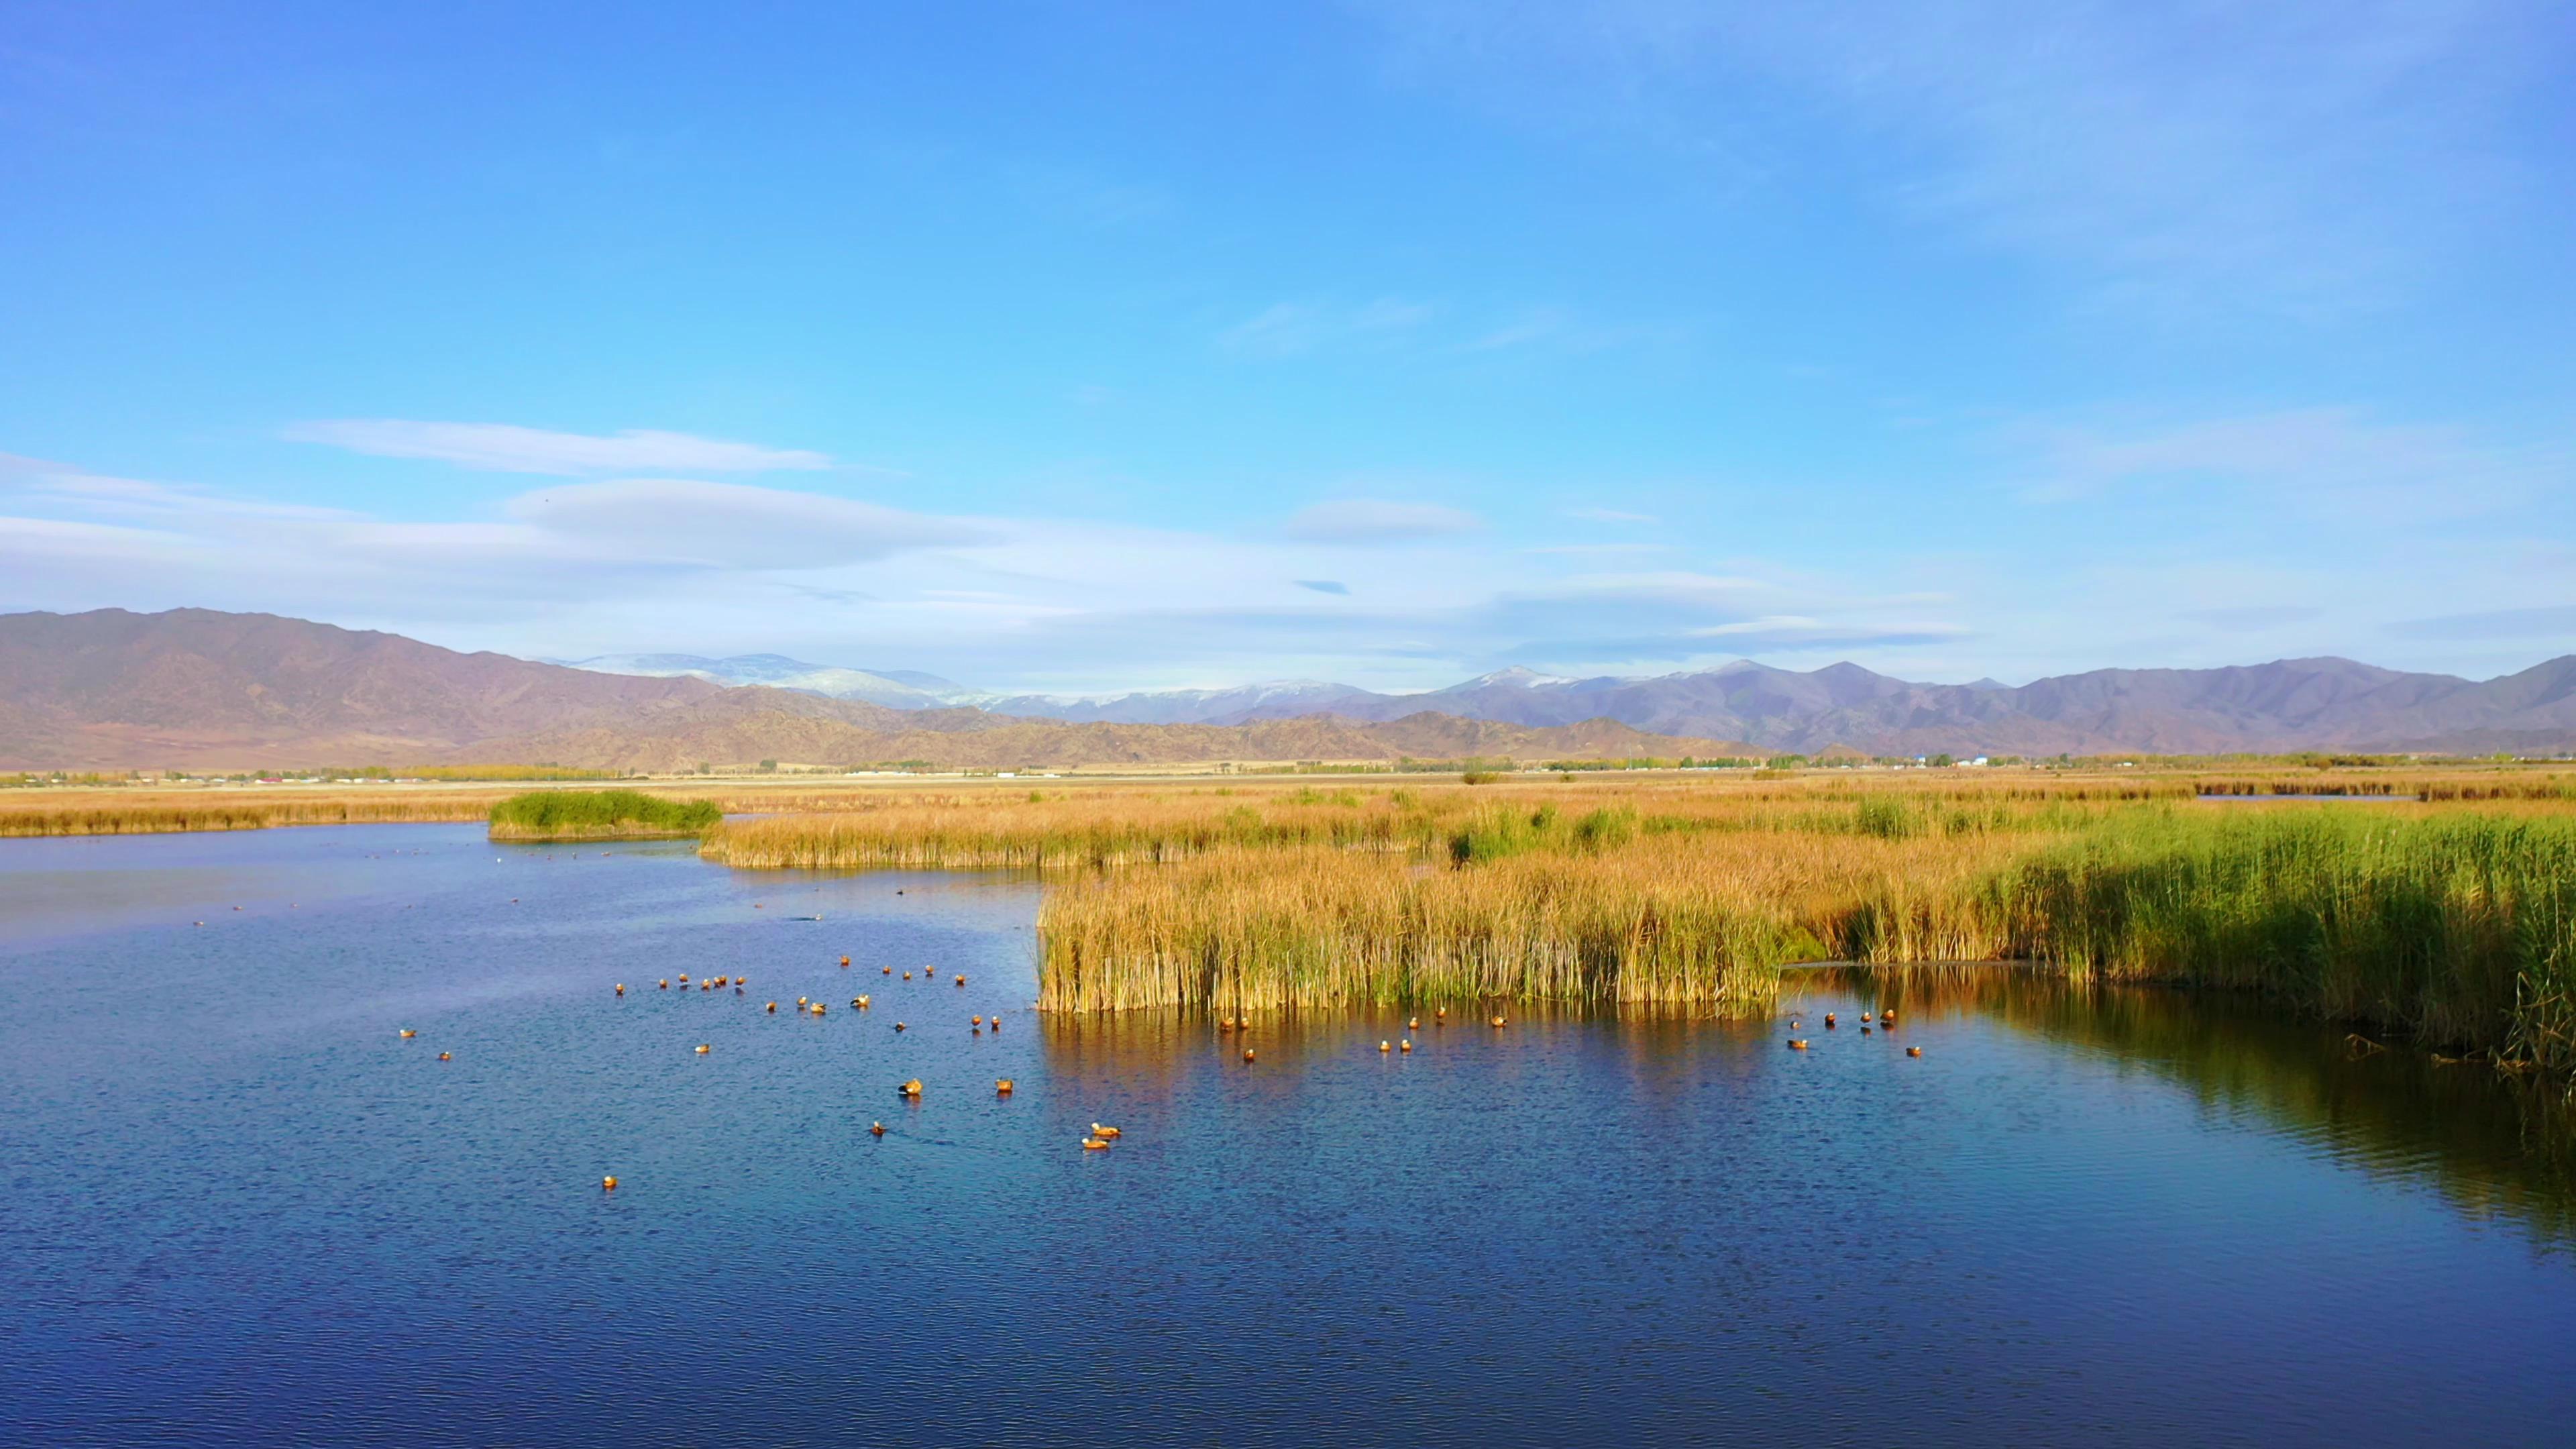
[396,949,1924,1192]
[1786,1008,1925,1057]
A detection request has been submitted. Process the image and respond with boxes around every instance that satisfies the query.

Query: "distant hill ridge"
[570,639,2576,757]
[0,610,1764,770]
[8,608,2573,768]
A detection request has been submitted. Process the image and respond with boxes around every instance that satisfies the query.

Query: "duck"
[841,955,851,967]
[1379,1040,1392,1053]
[1091,1124,1121,1139]
[973,1016,984,1026]
[679,974,690,983]
[894,1022,908,1032]
[869,1122,886,1136]
[602,1175,619,1191]
[1907,1046,1923,1057]
[767,1002,778,1013]
[1242,1048,1256,1064]
[899,1079,923,1097]
[1490,1016,1507,1028]
[955,975,967,987]
[1081,1137,1110,1150]
[695,1043,711,1055]
[988,1016,1001,1032]
[1408,1016,1420,1030]
[811,1002,826,1016]
[615,983,625,996]
[1825,1013,1837,1028]
[1435,1008,1447,1020]
[1788,1038,1809,1050]
[903,971,913,980]
[1882,1010,1898,1023]
[857,995,871,1008]
[1400,1039,1413,1053]
[798,997,809,1007]
[996,1079,1014,1094]
[882,965,892,975]
[437,1052,451,1061]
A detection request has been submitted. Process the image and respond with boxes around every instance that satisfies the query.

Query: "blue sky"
[3,1,2571,693]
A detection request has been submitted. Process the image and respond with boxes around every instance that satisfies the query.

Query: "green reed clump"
[1878,812,2576,1071]
[1445,802,1645,864]
[488,789,720,840]
[1855,798,1925,839]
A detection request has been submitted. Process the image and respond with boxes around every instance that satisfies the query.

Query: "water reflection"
[1796,963,2576,1247]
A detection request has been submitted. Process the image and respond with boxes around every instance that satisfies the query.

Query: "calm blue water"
[3,824,2571,1447]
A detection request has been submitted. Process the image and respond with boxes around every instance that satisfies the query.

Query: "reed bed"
[1038,828,2037,1013]
[1941,812,2576,1072]
[0,781,1021,838]
[1027,793,2576,1071]
[0,794,510,836]
[487,789,721,841]
[698,776,2149,871]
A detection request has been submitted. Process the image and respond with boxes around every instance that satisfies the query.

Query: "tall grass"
[1038,826,2028,1013]
[488,789,720,841]
[1027,793,2576,1071]
[0,795,508,836]
[1935,813,2576,1071]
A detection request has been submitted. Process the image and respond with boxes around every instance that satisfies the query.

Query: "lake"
[3,823,2571,1446]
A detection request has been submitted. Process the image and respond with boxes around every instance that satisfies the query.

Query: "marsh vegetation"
[705,771,2576,1071]
[487,789,721,841]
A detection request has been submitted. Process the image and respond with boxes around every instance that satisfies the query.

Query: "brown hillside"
[0,608,1762,771]
[0,608,722,768]
[464,707,1762,772]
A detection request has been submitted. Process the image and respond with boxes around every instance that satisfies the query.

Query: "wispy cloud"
[1355,0,2555,316]
[2007,406,2553,519]
[2182,605,2326,631]
[1220,299,1435,356]
[1281,499,1481,544]
[1003,162,1177,229]
[2387,604,2576,640]
[502,480,991,568]
[1295,578,1353,594]
[1523,542,1670,556]
[1462,307,1688,356]
[283,420,833,475]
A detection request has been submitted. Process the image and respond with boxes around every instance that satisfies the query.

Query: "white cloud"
[1281,498,1483,544]
[502,480,992,568]
[283,420,833,474]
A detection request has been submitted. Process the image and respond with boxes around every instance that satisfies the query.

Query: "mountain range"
[567,648,2576,757]
[7,608,2573,769]
[0,610,1761,771]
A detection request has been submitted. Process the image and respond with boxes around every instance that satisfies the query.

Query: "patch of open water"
[2,823,2570,1446]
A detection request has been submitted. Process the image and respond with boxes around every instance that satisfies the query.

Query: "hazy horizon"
[5,5,2571,695]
